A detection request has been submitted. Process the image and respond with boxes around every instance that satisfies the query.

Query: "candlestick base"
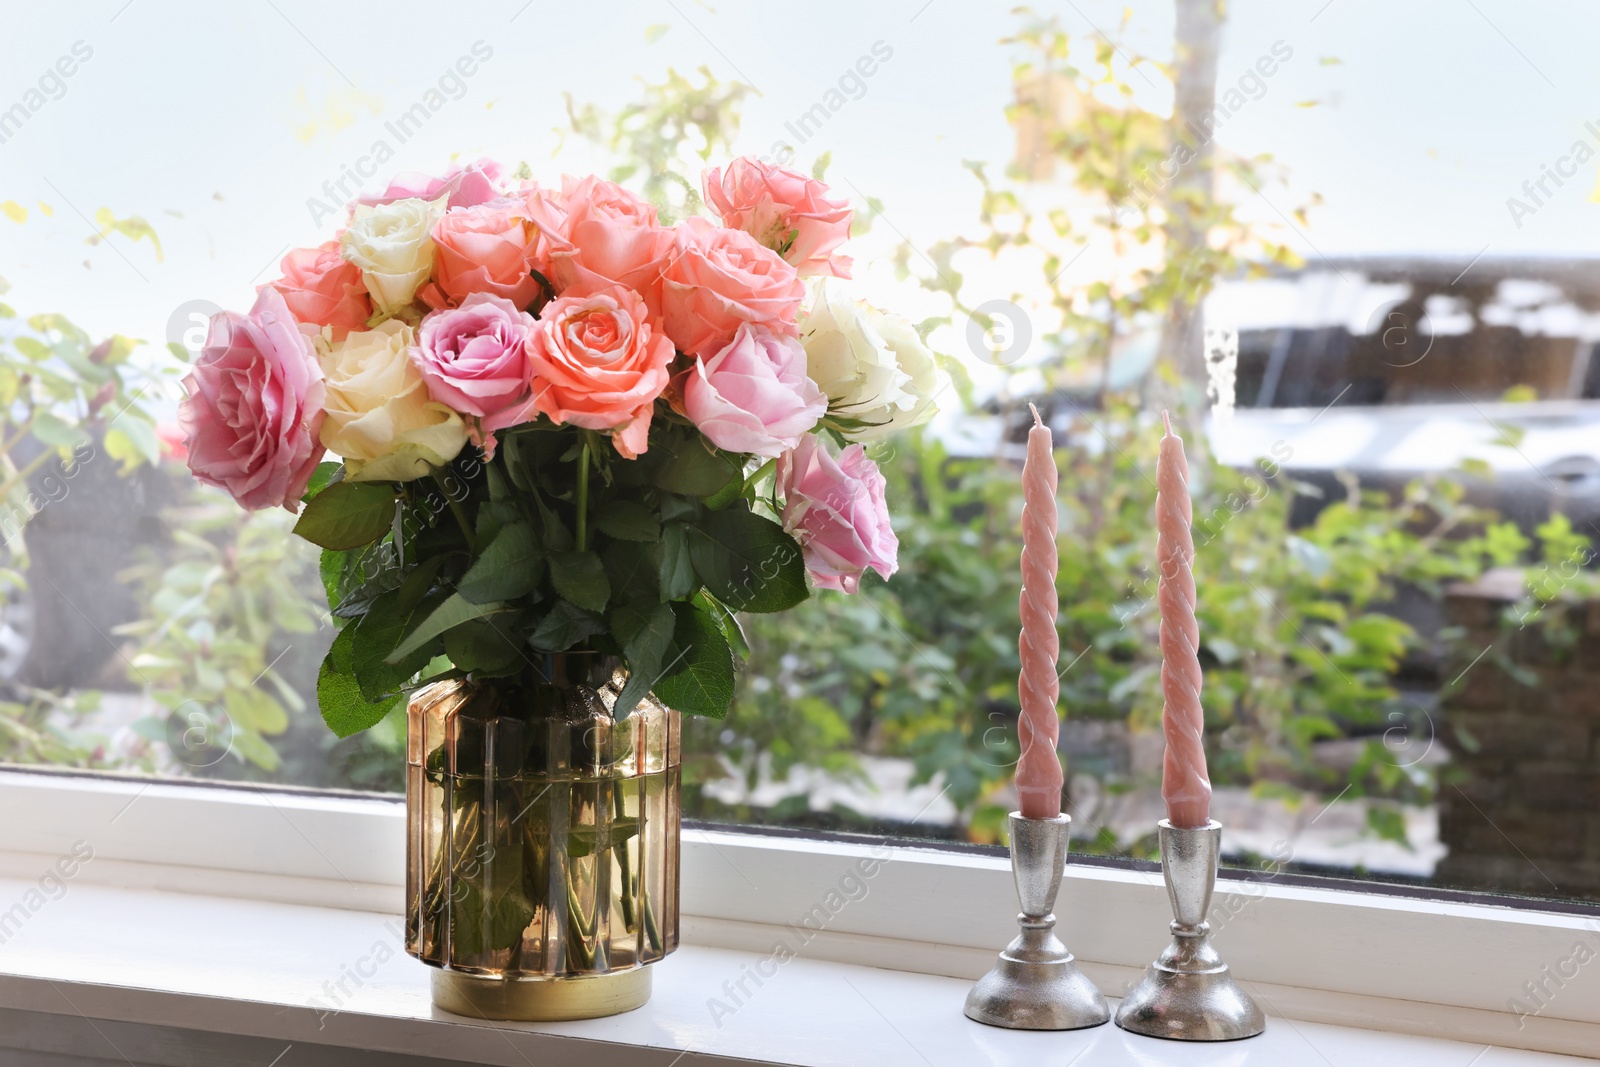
[963,812,1110,1031]
[1114,820,1266,1041]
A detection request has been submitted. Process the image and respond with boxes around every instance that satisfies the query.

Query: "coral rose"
[524,286,673,459]
[682,323,825,458]
[703,157,853,278]
[413,295,539,454]
[775,435,897,594]
[178,287,325,512]
[529,176,671,318]
[262,242,371,340]
[660,216,805,358]
[422,202,546,311]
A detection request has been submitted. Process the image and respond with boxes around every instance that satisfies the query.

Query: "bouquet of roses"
[177,158,939,733]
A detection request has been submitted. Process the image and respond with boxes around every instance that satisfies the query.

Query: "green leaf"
[697,592,750,660]
[601,539,659,601]
[527,600,606,652]
[595,500,661,542]
[688,505,808,613]
[610,600,676,717]
[449,879,535,957]
[387,593,510,664]
[352,590,440,700]
[444,616,525,674]
[328,561,405,621]
[1367,805,1411,849]
[657,494,699,523]
[224,687,288,735]
[103,420,159,471]
[550,550,610,613]
[653,600,735,718]
[229,729,282,771]
[293,480,396,550]
[458,523,543,604]
[531,488,574,552]
[318,645,404,738]
[13,336,51,362]
[654,442,741,497]
[659,522,696,601]
[31,411,89,450]
[566,817,640,857]
[396,554,450,615]
[302,461,342,503]
[703,473,745,511]
[319,549,347,607]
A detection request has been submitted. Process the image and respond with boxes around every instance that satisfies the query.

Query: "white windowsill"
[0,875,1586,1067]
[0,770,1596,1061]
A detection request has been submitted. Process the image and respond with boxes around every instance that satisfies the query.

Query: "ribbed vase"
[405,655,680,1020]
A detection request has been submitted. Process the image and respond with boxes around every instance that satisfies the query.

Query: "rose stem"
[575,437,591,552]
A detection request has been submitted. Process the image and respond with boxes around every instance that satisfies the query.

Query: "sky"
[1,0,1597,397]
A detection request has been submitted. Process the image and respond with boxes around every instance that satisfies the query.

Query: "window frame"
[1,766,1597,1058]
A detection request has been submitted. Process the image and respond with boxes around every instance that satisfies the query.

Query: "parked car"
[1207,255,1600,532]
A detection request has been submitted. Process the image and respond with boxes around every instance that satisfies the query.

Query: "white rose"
[339,195,447,316]
[314,320,467,482]
[799,279,940,440]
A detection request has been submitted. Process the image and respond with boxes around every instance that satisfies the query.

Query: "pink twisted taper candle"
[1157,410,1211,828]
[1016,403,1063,820]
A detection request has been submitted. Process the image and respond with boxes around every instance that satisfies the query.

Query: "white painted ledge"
[0,772,1597,1057]
[0,876,1591,1067]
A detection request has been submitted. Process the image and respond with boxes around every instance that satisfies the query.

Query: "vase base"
[430,966,652,1021]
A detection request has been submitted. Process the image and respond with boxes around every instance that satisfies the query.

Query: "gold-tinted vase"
[405,655,681,1020]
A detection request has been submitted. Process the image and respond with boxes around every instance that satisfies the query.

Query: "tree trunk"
[1152,0,1225,411]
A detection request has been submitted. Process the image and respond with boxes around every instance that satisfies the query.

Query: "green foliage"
[0,299,165,555]
[562,65,753,222]
[293,480,396,550]
[116,489,324,772]
[313,416,807,732]
[0,686,112,769]
[676,10,1549,845]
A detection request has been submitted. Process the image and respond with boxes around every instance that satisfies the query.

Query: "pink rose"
[660,216,806,358]
[524,285,673,459]
[413,294,539,454]
[360,158,504,211]
[178,287,326,512]
[421,201,546,310]
[703,158,853,278]
[532,176,671,317]
[776,435,897,593]
[683,323,826,458]
[262,241,371,340]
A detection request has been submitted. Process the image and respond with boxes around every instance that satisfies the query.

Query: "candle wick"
[1029,402,1044,429]
[1162,409,1173,437]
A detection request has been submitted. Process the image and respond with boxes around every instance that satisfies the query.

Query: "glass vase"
[405,654,681,1020]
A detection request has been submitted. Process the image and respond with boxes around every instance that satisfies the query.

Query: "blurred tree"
[558,15,1558,852]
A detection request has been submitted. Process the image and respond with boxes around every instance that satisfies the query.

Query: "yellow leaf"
[89,208,164,261]
[1293,100,1320,109]
[35,200,53,217]
[0,201,26,224]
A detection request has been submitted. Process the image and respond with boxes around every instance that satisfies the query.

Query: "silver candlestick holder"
[1114,820,1266,1041]
[964,812,1110,1030]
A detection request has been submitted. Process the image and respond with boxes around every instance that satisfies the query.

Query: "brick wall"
[1437,570,1600,901]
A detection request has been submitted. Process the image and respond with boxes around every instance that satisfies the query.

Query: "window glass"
[3,1,1596,909]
